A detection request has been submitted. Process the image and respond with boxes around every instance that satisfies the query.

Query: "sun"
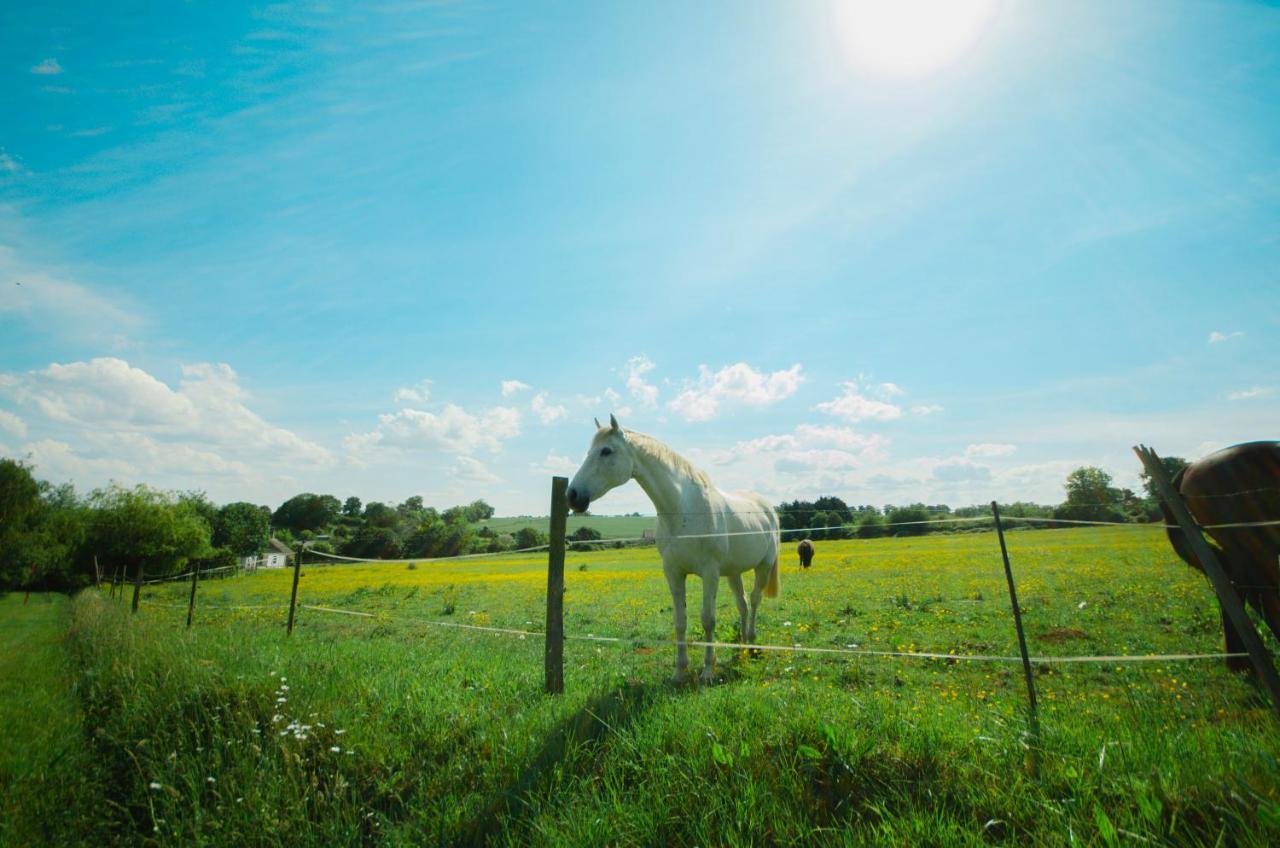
[831,0,1001,78]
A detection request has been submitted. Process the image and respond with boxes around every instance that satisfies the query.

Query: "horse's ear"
[609,414,620,432]
[594,417,602,429]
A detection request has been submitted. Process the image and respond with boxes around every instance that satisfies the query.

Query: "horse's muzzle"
[566,486,590,513]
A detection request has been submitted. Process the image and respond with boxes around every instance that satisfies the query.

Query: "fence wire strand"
[298,603,1249,666]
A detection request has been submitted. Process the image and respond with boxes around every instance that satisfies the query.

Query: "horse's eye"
[600,447,613,457]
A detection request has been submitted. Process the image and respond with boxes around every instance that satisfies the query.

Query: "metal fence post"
[993,501,1041,770]
[545,477,568,695]
[286,543,304,635]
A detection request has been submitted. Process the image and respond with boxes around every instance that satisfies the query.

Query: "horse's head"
[567,414,634,513]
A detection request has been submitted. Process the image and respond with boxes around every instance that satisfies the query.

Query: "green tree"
[213,502,271,558]
[363,501,397,528]
[464,499,496,522]
[856,512,887,539]
[272,493,341,533]
[514,527,547,550]
[89,484,213,582]
[1056,466,1126,524]
[886,505,930,536]
[342,496,362,517]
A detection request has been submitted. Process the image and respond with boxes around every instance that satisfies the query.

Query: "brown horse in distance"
[1158,441,1280,671]
[797,539,815,569]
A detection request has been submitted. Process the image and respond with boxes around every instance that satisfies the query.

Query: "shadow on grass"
[455,679,665,846]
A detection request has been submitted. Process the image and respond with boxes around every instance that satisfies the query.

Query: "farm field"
[11,526,1280,846]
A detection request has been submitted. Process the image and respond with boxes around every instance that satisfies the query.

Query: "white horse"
[567,415,781,683]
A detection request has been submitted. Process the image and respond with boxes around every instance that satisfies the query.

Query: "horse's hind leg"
[728,573,749,642]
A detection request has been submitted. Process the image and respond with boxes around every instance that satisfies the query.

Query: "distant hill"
[480,513,655,541]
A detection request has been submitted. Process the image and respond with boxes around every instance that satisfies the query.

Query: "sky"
[1,0,1277,517]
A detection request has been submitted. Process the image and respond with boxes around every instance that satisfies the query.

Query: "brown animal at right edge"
[797,538,815,569]
[1158,441,1280,671]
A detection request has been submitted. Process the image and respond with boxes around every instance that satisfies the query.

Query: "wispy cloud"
[624,355,659,407]
[501,379,530,397]
[530,392,566,425]
[1228,386,1271,401]
[346,403,521,458]
[0,247,144,345]
[668,362,803,422]
[1208,330,1244,344]
[814,381,902,423]
[30,58,63,75]
[394,379,432,404]
[0,150,23,175]
[0,409,26,438]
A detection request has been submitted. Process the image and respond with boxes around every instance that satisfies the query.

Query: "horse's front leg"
[665,568,689,683]
[728,572,749,642]
[699,570,720,683]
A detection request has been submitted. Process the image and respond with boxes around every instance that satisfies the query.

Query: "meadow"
[5,526,1279,846]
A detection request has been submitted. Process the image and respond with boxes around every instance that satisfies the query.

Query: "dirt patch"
[1038,627,1088,643]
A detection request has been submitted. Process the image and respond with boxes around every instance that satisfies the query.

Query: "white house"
[240,538,293,571]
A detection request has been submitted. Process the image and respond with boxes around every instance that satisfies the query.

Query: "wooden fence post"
[286,543,304,635]
[94,554,102,589]
[131,563,143,614]
[993,502,1041,770]
[1134,444,1280,716]
[545,476,568,695]
[186,565,200,629]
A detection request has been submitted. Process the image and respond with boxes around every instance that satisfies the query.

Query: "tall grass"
[13,528,1280,845]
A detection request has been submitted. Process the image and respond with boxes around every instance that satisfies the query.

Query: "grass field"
[7,527,1280,845]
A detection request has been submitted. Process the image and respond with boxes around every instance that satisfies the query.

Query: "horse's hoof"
[699,668,716,684]
[671,669,687,684]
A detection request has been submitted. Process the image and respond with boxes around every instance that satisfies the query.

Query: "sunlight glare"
[832,0,1000,78]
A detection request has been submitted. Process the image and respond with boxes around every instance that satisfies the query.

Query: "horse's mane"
[623,428,715,490]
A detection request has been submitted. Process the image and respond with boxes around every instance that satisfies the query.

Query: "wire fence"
[105,474,1280,715]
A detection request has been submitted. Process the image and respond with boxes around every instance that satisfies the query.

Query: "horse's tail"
[764,556,780,599]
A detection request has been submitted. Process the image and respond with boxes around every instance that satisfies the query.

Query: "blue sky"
[1,0,1276,516]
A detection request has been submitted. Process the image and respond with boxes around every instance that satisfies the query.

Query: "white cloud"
[20,439,136,482]
[501,379,531,397]
[814,382,902,423]
[0,409,26,438]
[931,458,991,482]
[5,358,331,467]
[669,362,804,422]
[911,404,944,416]
[625,356,659,407]
[31,58,63,75]
[394,380,432,404]
[706,423,889,474]
[530,451,579,477]
[1228,386,1271,401]
[964,443,1016,458]
[449,455,501,484]
[0,150,23,175]
[0,247,143,345]
[1208,330,1244,344]
[346,403,521,457]
[530,392,567,425]
[877,382,905,397]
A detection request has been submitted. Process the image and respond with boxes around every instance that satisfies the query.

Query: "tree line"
[1,456,1188,591]
[775,459,1188,540]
